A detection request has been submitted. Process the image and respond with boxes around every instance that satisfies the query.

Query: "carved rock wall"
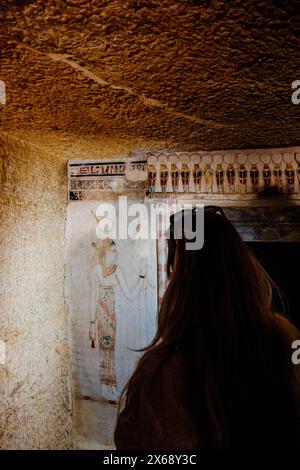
[0,132,72,449]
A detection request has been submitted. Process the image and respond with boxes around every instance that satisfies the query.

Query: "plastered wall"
[0,133,72,449]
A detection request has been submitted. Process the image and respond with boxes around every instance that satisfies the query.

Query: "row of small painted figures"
[147,162,300,193]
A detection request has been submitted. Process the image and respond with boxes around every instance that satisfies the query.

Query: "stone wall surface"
[0,132,72,449]
[0,131,175,449]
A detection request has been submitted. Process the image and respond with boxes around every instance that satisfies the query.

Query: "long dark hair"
[118,206,300,448]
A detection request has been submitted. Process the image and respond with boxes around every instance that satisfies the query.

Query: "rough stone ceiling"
[1,0,300,154]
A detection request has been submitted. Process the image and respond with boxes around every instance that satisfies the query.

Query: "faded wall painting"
[66,200,157,449]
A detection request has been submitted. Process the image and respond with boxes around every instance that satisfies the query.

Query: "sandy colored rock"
[1,0,300,152]
[1,0,300,450]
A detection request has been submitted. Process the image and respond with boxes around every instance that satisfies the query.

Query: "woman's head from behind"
[158,206,273,349]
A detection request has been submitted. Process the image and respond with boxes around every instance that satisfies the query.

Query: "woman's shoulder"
[274,313,300,341]
[145,350,189,404]
[129,348,187,401]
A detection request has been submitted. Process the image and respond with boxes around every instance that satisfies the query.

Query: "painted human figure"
[148,164,157,193]
[160,165,168,192]
[171,164,179,192]
[181,164,190,192]
[89,239,154,401]
[193,164,202,191]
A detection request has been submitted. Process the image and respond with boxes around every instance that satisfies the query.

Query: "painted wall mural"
[66,199,157,449]
[66,150,300,449]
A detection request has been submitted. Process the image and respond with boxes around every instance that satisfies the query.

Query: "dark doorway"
[247,242,300,330]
